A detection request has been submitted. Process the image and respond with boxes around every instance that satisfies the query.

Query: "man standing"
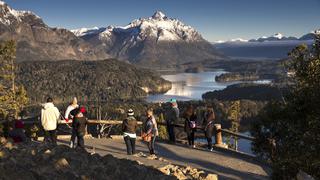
[41,97,60,145]
[165,99,179,143]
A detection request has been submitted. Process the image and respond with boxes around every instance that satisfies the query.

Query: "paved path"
[60,138,271,180]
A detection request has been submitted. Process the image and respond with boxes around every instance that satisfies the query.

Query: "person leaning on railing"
[202,104,216,151]
[165,99,179,144]
[41,97,60,145]
[183,105,197,148]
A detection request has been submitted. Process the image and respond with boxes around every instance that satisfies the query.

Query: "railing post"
[214,124,228,148]
[214,124,222,146]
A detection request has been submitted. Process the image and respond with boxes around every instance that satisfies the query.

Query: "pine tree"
[227,100,241,150]
[0,40,28,120]
[251,32,320,179]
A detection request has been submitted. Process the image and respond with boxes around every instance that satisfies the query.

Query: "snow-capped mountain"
[213,31,317,59]
[72,11,221,67]
[214,32,316,44]
[73,11,204,42]
[72,11,222,66]
[0,1,109,61]
[249,33,300,42]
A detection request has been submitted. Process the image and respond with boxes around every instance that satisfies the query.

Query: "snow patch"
[273,33,283,39]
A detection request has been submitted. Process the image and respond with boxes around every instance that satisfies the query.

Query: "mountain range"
[0,1,222,67]
[214,32,317,44]
[213,32,317,59]
[0,0,317,63]
[0,1,109,61]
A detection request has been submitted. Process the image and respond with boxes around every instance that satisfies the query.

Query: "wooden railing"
[2,119,255,150]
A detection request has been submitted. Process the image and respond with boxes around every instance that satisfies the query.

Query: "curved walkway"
[60,138,271,180]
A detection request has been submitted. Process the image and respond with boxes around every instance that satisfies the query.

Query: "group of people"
[121,108,158,155]
[7,96,216,156]
[41,97,88,149]
[166,98,217,151]
[182,104,216,151]
[121,98,217,156]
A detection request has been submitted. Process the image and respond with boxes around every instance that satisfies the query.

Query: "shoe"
[210,148,213,152]
[192,145,196,148]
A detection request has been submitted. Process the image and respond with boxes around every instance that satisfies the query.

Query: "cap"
[127,109,134,116]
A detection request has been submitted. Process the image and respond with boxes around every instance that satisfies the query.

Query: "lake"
[146,70,271,102]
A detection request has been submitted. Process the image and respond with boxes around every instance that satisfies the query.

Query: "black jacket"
[165,107,179,125]
[72,115,87,134]
[122,116,138,134]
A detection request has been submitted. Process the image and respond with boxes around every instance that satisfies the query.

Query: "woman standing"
[183,106,197,148]
[64,97,79,148]
[122,109,138,155]
[203,105,216,151]
[143,108,158,155]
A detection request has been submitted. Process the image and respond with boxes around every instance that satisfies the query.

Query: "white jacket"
[64,104,79,120]
[41,102,60,131]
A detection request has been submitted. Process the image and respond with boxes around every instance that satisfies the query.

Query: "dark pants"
[147,136,157,154]
[205,125,214,149]
[76,131,85,149]
[70,129,77,148]
[124,136,136,155]
[206,137,213,149]
[187,131,195,146]
[44,130,57,145]
[167,124,176,143]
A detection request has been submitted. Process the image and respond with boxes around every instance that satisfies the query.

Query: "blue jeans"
[124,136,136,155]
[147,136,157,154]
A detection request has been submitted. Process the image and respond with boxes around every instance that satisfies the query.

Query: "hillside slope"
[16,59,171,103]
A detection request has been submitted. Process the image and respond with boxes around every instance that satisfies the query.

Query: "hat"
[80,107,86,113]
[169,98,177,103]
[127,109,134,116]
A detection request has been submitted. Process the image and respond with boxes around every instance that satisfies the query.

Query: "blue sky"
[4,0,320,41]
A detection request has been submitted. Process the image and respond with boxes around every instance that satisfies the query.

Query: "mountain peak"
[0,0,42,25]
[273,33,283,39]
[0,1,6,5]
[152,11,166,19]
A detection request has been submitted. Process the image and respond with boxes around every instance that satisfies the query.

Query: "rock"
[30,149,36,156]
[146,154,157,160]
[55,158,70,170]
[296,170,315,180]
[0,137,7,145]
[204,174,218,180]
[157,164,218,180]
[44,149,51,154]
[0,143,175,179]
[4,142,13,150]
[173,170,187,180]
